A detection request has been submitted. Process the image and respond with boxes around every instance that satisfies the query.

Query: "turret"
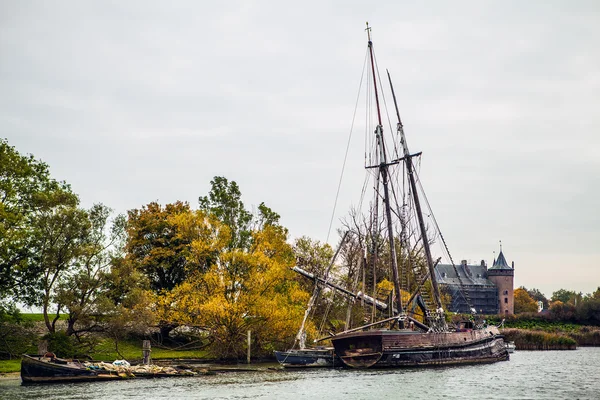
[486,241,514,315]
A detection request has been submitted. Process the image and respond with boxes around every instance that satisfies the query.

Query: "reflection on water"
[1,348,599,400]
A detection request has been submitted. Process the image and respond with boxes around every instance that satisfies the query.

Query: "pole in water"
[247,330,251,364]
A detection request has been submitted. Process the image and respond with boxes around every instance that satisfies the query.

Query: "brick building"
[434,246,515,315]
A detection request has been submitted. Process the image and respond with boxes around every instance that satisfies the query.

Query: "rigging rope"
[412,166,474,311]
[326,49,369,243]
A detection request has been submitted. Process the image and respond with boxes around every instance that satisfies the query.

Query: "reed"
[502,328,577,350]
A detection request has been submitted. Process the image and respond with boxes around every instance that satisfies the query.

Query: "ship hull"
[331,326,509,368]
[274,348,339,367]
[21,355,120,384]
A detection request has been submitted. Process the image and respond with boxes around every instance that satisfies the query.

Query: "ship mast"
[387,71,445,326]
[365,23,404,320]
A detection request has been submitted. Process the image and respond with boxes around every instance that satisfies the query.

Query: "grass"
[90,338,209,361]
[17,313,68,322]
[0,359,21,374]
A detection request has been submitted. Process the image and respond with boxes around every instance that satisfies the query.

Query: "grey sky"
[2,1,599,298]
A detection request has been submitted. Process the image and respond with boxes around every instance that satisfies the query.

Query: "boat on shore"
[21,354,198,384]
[307,24,509,369]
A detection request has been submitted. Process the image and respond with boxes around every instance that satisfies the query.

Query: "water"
[1,348,599,400]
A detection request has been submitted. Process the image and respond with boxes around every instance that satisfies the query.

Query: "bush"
[0,306,38,359]
[43,332,78,358]
[0,321,37,359]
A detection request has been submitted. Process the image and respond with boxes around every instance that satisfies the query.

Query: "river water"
[1,348,599,400]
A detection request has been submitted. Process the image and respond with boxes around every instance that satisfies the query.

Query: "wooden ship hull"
[331,326,509,368]
[21,354,198,384]
[274,348,340,368]
[21,355,121,384]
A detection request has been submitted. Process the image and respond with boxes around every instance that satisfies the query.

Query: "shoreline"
[0,372,20,380]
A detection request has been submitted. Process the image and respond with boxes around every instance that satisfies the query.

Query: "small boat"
[274,347,339,368]
[21,354,121,384]
[506,341,516,353]
[21,354,198,384]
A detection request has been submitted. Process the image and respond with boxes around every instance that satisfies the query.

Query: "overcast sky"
[2,1,599,298]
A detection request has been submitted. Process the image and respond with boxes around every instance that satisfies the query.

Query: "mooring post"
[38,340,48,356]
[142,340,151,365]
[247,330,251,364]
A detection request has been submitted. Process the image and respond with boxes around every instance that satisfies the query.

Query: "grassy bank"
[0,359,21,374]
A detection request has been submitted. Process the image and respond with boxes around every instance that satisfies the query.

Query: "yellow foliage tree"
[514,287,538,314]
[154,210,310,359]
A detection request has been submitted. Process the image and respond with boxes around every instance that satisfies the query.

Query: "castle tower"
[486,242,515,315]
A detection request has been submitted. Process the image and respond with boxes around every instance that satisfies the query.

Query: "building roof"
[434,262,496,287]
[489,250,512,270]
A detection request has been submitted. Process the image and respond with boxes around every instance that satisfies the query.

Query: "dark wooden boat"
[274,348,339,368]
[308,24,509,369]
[21,354,121,384]
[21,354,198,384]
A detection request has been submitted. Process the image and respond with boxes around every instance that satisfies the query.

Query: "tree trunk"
[43,301,55,333]
[66,318,76,336]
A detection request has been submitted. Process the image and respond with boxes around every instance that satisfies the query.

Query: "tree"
[199,176,252,250]
[293,236,334,280]
[551,289,582,306]
[514,287,538,314]
[0,139,78,306]
[156,210,309,358]
[525,288,549,310]
[124,201,192,293]
[30,205,90,333]
[54,204,126,336]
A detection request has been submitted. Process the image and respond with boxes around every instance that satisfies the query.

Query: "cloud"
[1,1,599,296]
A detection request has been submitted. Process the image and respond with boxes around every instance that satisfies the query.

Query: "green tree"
[54,204,126,336]
[199,176,252,250]
[31,205,90,333]
[0,139,78,307]
[551,289,582,306]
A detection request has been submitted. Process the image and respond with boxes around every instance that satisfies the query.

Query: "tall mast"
[365,23,403,318]
[386,70,443,312]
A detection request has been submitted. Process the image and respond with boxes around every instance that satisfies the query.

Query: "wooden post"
[247,330,251,364]
[142,340,151,365]
[38,340,48,356]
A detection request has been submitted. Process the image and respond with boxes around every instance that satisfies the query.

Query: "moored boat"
[274,347,339,368]
[21,354,121,384]
[506,341,516,353]
[21,354,198,384]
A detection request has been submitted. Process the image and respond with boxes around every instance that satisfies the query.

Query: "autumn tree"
[155,210,309,358]
[124,201,192,293]
[525,288,549,310]
[514,287,538,314]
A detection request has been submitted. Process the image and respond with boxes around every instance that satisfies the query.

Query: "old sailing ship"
[297,25,509,369]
